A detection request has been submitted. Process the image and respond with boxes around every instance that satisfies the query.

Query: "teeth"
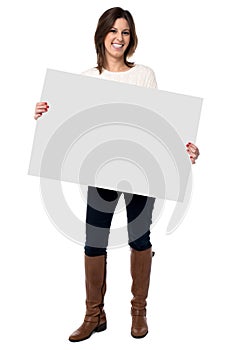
[112,44,123,48]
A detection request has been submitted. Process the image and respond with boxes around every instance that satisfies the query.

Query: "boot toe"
[131,326,148,338]
[68,322,92,342]
[69,328,83,342]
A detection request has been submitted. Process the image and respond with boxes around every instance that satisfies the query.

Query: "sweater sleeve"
[146,67,158,89]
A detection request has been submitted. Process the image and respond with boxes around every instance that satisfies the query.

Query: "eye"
[123,31,130,35]
[109,29,117,33]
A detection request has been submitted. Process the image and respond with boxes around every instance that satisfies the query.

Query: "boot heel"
[95,322,107,332]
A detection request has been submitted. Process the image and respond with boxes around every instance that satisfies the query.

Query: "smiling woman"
[94,8,138,73]
[33,5,200,344]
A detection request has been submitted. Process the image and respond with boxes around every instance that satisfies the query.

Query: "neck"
[104,56,129,72]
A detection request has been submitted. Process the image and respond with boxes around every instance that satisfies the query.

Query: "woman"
[34,7,200,342]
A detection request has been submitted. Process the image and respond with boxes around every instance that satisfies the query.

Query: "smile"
[112,43,124,49]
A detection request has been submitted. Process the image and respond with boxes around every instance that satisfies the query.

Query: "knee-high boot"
[130,247,153,338]
[69,254,107,342]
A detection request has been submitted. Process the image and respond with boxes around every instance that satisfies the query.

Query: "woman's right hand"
[34,101,49,120]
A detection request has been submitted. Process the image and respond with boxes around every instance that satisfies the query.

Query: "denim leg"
[85,186,120,255]
[124,192,156,251]
[129,230,152,251]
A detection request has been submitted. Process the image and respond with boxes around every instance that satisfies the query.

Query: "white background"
[1,0,233,349]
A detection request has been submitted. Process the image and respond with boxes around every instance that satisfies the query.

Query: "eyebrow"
[111,27,130,31]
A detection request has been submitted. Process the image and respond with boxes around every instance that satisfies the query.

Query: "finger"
[186,148,196,156]
[187,149,198,162]
[186,142,199,153]
[189,146,199,154]
[186,142,195,147]
[34,113,42,120]
[36,104,49,113]
[36,103,49,111]
[186,146,199,156]
[188,150,198,159]
[36,101,48,106]
[36,107,48,113]
[190,156,196,164]
[187,144,195,150]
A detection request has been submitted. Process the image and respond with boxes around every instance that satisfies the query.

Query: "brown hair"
[94,7,138,74]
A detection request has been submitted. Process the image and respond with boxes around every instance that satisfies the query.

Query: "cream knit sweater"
[81,64,157,89]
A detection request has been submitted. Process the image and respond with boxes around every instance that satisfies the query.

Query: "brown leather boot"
[130,247,153,338]
[69,254,107,342]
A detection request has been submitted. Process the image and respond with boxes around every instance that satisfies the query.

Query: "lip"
[111,43,124,49]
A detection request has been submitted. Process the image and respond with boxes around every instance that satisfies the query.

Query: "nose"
[116,32,123,42]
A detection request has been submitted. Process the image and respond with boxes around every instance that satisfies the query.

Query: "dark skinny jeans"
[85,186,155,256]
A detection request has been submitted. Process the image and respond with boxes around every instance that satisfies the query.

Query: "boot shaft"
[85,254,107,316]
[130,247,153,310]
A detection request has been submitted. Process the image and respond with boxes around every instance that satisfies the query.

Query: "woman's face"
[104,18,131,61]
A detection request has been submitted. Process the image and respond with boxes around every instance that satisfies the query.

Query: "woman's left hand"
[186,142,200,164]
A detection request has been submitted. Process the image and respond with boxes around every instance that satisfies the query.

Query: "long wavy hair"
[94,7,138,74]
